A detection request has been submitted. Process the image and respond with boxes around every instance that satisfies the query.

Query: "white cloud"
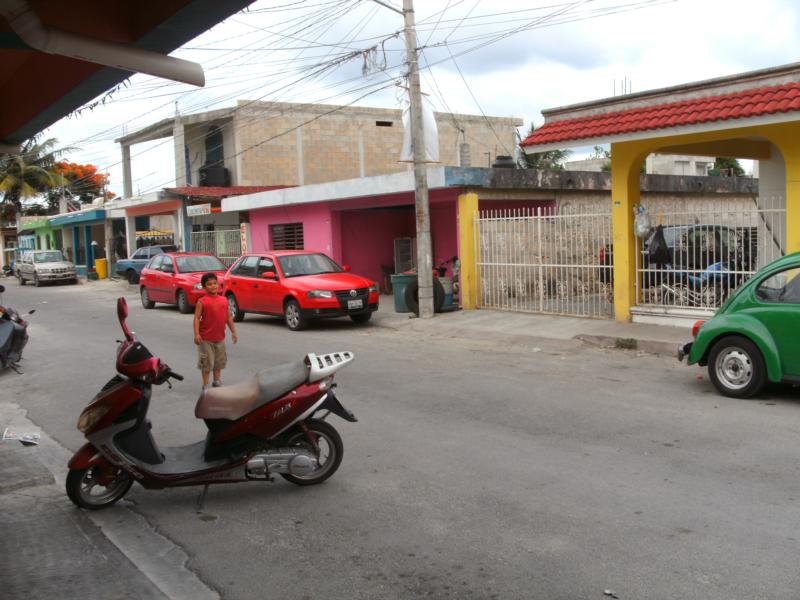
[41,0,800,196]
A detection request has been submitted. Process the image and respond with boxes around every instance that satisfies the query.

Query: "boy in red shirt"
[194,272,237,390]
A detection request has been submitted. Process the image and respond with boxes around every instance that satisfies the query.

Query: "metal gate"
[190,228,242,266]
[634,196,785,313]
[475,207,614,318]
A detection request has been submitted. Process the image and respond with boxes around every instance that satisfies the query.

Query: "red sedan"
[223,251,379,330]
[139,252,228,314]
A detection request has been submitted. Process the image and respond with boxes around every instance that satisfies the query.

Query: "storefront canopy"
[50,208,105,227]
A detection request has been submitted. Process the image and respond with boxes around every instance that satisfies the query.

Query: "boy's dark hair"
[201,272,218,287]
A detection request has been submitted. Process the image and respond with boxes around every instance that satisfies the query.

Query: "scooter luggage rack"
[306,351,354,382]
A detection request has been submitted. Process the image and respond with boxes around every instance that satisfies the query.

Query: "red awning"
[164,186,288,198]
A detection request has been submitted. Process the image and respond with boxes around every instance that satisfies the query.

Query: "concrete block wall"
[232,101,521,186]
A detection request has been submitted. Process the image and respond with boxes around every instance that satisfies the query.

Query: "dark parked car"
[600,224,755,287]
[116,245,178,283]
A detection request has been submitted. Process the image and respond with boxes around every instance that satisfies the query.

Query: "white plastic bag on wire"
[400,93,440,163]
[634,205,652,239]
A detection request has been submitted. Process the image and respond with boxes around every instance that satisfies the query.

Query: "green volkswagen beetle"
[679,252,800,398]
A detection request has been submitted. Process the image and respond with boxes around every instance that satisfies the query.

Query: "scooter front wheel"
[280,419,343,486]
[66,466,133,510]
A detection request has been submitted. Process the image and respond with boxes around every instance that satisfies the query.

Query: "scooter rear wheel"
[280,419,343,486]
[66,466,133,510]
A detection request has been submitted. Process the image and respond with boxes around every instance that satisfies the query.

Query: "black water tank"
[492,155,516,169]
[199,165,230,187]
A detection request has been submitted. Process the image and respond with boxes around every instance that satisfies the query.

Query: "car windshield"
[175,255,227,273]
[34,251,65,263]
[278,253,342,278]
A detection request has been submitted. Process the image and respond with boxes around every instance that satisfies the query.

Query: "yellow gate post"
[610,142,650,321]
[457,192,480,309]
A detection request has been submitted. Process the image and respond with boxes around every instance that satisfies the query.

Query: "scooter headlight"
[77,405,110,433]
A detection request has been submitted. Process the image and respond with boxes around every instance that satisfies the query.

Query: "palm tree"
[0,137,67,215]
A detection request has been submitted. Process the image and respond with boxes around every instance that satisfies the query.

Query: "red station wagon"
[223,251,379,330]
[139,252,228,313]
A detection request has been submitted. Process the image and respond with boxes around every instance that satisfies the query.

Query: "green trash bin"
[390,273,417,313]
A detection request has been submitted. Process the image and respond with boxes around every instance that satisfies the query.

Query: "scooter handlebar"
[168,370,184,381]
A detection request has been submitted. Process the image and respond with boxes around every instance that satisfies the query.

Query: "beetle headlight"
[307,290,333,298]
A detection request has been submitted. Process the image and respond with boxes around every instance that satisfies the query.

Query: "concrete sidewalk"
[372,301,691,356]
[0,402,219,600]
[0,441,168,600]
[84,278,692,355]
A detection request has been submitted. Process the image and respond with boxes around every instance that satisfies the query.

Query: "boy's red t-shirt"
[197,294,228,342]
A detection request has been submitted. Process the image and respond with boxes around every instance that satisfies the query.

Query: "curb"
[0,442,55,494]
[575,334,680,357]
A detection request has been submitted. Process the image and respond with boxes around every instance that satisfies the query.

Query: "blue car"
[116,245,177,284]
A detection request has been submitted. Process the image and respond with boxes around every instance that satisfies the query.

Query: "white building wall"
[756,144,787,267]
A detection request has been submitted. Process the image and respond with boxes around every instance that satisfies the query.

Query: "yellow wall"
[610,121,800,321]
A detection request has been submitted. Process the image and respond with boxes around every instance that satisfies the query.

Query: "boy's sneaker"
[212,380,222,387]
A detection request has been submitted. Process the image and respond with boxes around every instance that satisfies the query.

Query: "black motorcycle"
[0,285,32,372]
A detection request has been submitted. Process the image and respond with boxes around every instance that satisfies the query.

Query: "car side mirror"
[261,271,276,280]
[342,265,351,272]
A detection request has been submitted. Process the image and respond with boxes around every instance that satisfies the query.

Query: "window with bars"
[270,223,304,250]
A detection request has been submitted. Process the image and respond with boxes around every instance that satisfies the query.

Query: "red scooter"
[66,297,357,510]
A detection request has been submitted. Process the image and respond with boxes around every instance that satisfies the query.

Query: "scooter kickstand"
[195,484,209,513]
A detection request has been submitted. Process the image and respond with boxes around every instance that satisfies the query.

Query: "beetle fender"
[67,443,108,470]
[690,314,783,382]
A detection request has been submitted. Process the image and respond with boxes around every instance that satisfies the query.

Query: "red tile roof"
[521,82,800,147]
[164,185,288,198]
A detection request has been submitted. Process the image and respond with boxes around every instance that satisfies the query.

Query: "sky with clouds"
[41,0,800,197]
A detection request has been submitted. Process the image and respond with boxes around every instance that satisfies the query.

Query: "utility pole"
[403,0,434,318]
[372,0,434,318]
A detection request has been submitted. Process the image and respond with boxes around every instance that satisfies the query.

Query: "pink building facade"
[229,168,553,292]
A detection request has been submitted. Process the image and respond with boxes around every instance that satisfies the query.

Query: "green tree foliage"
[0,137,68,213]
[589,145,611,159]
[516,123,571,170]
[708,157,745,177]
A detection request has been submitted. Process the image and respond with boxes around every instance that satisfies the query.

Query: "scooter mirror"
[117,297,133,341]
[27,309,35,315]
[0,285,5,293]
[117,296,128,321]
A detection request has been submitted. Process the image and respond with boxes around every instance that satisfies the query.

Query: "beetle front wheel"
[707,335,766,398]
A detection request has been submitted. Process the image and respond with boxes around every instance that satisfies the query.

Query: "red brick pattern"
[521,82,800,147]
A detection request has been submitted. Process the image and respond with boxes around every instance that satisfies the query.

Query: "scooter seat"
[195,360,310,421]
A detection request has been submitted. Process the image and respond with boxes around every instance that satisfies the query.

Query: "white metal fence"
[190,228,242,266]
[475,207,614,318]
[634,196,785,312]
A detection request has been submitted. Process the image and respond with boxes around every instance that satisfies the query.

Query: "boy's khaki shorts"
[197,340,227,372]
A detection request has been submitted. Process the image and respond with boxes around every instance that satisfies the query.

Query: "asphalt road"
[2,279,800,600]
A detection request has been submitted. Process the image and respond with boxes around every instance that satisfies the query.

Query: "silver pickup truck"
[17,250,78,286]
